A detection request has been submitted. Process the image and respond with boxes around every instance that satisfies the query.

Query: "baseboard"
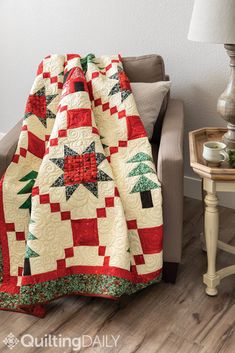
[184,175,235,209]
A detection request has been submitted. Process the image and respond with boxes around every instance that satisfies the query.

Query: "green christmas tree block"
[19,195,32,210]
[127,152,152,163]
[100,136,108,149]
[131,175,159,194]
[19,171,38,181]
[27,232,37,240]
[25,245,39,258]
[128,162,155,177]
[17,180,35,195]
[18,170,38,211]
[128,152,158,208]
[81,54,96,73]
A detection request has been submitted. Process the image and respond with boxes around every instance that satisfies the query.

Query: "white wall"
[0,0,230,184]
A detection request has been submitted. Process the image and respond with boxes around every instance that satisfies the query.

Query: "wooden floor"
[0,197,234,353]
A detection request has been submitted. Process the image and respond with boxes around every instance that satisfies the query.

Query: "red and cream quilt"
[0,54,163,317]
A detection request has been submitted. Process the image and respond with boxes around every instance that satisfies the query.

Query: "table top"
[189,127,235,181]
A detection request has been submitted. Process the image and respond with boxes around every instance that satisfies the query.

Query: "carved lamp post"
[188,0,235,149]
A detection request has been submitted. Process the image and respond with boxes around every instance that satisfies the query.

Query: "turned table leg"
[203,180,220,296]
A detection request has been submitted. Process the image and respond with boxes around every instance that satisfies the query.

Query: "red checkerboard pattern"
[98,246,106,256]
[96,208,106,218]
[42,71,63,90]
[67,109,92,129]
[18,267,23,276]
[28,131,45,159]
[134,254,145,265]
[71,218,99,246]
[64,247,74,258]
[15,232,25,241]
[5,225,26,244]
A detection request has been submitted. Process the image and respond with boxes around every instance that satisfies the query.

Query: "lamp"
[188,0,235,149]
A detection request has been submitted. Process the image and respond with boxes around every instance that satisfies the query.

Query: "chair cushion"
[122,54,165,82]
[131,81,171,139]
[122,54,169,145]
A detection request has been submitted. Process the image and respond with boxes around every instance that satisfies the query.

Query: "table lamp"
[188,0,235,149]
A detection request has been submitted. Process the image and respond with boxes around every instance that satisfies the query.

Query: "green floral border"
[19,273,161,306]
[0,292,20,310]
[0,272,161,310]
[0,243,20,311]
[0,246,3,284]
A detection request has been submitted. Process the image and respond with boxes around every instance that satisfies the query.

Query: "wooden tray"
[189,127,235,181]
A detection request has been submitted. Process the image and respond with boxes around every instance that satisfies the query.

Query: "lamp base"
[217,44,235,149]
[223,123,235,150]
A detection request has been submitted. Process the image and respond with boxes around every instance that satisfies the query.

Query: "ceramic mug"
[203,141,229,165]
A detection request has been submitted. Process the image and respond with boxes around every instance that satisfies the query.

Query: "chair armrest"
[0,120,22,178]
[157,99,184,263]
[158,99,184,179]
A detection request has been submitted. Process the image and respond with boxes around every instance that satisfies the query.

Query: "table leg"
[203,183,220,296]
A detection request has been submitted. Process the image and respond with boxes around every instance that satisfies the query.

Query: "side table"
[189,127,235,296]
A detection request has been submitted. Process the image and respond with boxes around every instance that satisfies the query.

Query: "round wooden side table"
[189,127,235,296]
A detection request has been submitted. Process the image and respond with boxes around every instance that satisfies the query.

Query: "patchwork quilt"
[0,54,163,317]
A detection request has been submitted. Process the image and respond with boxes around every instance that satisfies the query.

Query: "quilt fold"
[0,54,163,317]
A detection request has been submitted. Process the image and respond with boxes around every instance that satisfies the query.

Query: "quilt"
[0,54,163,317]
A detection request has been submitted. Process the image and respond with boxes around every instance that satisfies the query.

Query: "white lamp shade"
[188,0,235,44]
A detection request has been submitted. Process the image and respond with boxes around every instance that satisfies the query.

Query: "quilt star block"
[108,65,132,102]
[24,87,58,127]
[50,142,112,200]
[64,153,97,184]
[26,95,46,119]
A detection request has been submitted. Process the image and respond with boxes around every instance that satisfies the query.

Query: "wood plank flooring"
[0,197,234,353]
